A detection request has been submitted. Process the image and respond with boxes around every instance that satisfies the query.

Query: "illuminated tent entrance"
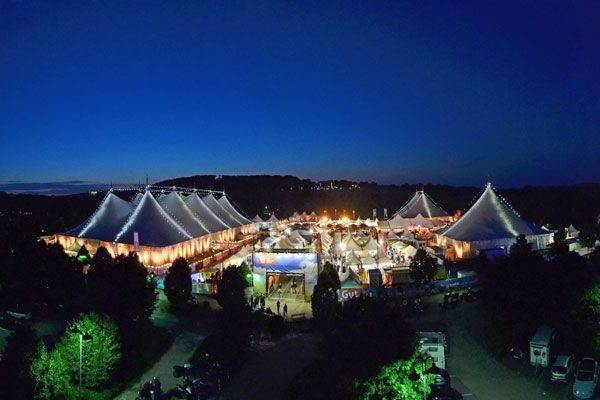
[252,251,319,300]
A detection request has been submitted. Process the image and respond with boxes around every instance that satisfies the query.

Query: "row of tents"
[55,189,253,266]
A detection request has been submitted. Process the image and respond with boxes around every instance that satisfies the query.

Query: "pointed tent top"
[115,191,193,246]
[184,192,230,232]
[389,214,411,229]
[267,213,279,222]
[201,193,242,228]
[158,191,210,237]
[441,183,545,242]
[62,191,134,242]
[394,190,448,219]
[218,195,252,225]
[252,214,264,223]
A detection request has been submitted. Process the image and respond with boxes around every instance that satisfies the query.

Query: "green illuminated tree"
[30,342,71,400]
[59,312,121,388]
[165,257,192,310]
[354,349,434,400]
[30,313,121,399]
[409,248,437,284]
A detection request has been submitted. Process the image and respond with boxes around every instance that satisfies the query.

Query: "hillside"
[1,175,600,239]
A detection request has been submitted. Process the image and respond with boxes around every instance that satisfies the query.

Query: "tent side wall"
[433,232,554,259]
[55,234,212,267]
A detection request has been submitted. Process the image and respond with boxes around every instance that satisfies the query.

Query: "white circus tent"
[434,183,553,259]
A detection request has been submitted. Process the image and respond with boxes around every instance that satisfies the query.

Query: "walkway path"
[219,333,319,400]
[115,330,204,400]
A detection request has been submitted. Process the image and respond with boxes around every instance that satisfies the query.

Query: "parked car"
[573,358,598,399]
[550,354,574,382]
[430,369,451,388]
[428,386,464,400]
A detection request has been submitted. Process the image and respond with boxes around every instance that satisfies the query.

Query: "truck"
[417,331,447,370]
[530,326,556,368]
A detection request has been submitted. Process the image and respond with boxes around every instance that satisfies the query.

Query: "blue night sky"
[1,0,599,187]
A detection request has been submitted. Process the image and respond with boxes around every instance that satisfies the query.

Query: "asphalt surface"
[414,294,573,400]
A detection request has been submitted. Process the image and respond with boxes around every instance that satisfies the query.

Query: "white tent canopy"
[394,190,449,219]
[389,214,411,229]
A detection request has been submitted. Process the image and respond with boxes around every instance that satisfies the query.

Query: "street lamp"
[409,354,439,400]
[71,328,92,400]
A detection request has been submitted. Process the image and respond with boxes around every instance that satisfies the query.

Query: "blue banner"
[252,252,318,272]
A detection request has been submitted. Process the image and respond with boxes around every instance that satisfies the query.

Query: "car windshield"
[577,371,594,381]
[553,366,567,374]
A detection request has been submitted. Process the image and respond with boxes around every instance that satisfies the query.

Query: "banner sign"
[339,288,362,301]
[252,252,318,272]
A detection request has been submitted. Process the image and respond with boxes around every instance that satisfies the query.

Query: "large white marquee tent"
[433,183,553,259]
[55,188,252,267]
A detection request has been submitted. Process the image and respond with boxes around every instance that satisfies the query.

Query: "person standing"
[276,300,281,315]
[283,303,288,318]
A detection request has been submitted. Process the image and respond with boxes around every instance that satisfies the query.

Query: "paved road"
[414,295,571,400]
[115,330,205,400]
[219,333,319,400]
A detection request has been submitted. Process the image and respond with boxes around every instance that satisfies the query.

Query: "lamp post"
[71,328,92,400]
[409,354,439,400]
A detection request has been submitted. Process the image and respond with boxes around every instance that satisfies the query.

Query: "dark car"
[428,386,464,400]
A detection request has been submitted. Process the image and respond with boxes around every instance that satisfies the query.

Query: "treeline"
[2,175,600,238]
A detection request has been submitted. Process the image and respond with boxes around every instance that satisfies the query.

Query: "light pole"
[409,354,439,400]
[71,328,92,400]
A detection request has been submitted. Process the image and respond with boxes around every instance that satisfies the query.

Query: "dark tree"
[480,233,593,355]
[76,244,90,263]
[311,262,341,331]
[409,248,437,284]
[549,228,569,258]
[165,257,192,310]
[216,266,247,310]
[87,252,157,329]
[0,324,37,399]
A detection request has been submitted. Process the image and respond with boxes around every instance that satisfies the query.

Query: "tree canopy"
[165,257,192,310]
[216,265,247,310]
[409,248,437,284]
[311,262,341,331]
[30,312,121,399]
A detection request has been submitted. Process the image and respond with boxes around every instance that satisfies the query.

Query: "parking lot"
[413,294,574,400]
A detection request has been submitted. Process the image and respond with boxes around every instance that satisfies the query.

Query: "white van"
[530,326,556,368]
[417,331,447,370]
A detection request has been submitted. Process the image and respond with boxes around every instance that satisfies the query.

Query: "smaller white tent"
[387,231,401,241]
[361,253,378,266]
[345,237,363,251]
[346,251,362,265]
[361,237,379,252]
[409,213,434,228]
[389,214,411,229]
[275,236,298,249]
[252,215,264,223]
[402,245,418,258]
[401,231,416,241]
[267,214,279,222]
[391,241,408,251]
[566,224,580,238]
